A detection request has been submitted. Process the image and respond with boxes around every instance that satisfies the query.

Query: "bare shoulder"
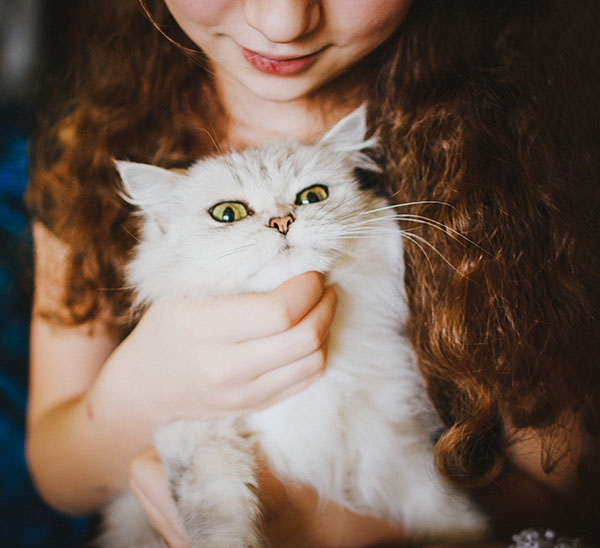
[32,221,71,314]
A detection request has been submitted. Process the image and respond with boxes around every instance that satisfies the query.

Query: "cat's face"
[117,106,385,299]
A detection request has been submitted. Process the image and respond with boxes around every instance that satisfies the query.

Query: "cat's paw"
[159,419,268,548]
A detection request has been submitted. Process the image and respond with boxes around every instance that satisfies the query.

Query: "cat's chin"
[245,252,332,293]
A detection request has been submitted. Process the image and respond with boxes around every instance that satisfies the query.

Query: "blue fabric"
[0,107,91,547]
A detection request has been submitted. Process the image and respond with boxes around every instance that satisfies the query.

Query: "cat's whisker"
[335,201,487,254]
[337,223,412,238]
[357,201,454,216]
[398,232,436,272]
[395,214,482,250]
[121,223,142,243]
[399,231,466,276]
[316,206,364,226]
[178,243,257,269]
[332,201,453,225]
[333,235,396,242]
[207,243,256,261]
[343,213,484,252]
[325,223,463,275]
[345,212,451,232]
[325,227,457,273]
[333,207,381,224]
[353,216,467,245]
[97,285,137,292]
[333,245,362,260]
[336,227,401,236]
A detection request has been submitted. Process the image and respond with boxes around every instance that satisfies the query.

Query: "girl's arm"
[26,222,336,515]
[26,222,127,513]
[473,412,598,541]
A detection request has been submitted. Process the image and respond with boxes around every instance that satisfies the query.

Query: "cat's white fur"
[102,107,487,547]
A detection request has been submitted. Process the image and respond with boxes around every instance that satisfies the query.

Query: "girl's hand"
[89,271,336,430]
[129,447,190,548]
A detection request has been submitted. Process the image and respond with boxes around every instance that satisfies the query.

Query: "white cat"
[102,107,487,547]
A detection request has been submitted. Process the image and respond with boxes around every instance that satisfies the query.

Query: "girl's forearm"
[28,397,126,514]
[26,346,158,515]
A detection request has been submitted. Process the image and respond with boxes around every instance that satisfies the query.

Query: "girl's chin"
[238,79,322,103]
[223,62,339,104]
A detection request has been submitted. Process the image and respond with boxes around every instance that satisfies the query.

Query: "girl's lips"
[241,47,322,75]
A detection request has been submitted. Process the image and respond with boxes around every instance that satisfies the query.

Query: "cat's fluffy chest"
[245,247,426,503]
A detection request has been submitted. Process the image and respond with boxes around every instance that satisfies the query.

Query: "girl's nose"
[244,0,322,44]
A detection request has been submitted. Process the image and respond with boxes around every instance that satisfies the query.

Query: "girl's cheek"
[163,0,234,25]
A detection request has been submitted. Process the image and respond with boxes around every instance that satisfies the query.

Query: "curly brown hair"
[27,0,600,498]
[373,0,600,487]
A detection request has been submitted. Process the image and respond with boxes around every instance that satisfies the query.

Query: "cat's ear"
[319,104,376,152]
[114,160,181,229]
[320,104,381,172]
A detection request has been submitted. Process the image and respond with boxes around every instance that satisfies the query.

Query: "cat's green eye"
[209,202,250,223]
[295,184,329,205]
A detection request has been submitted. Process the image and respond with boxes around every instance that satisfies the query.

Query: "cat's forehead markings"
[221,155,248,187]
[272,152,289,172]
[223,150,293,187]
[258,162,269,179]
[228,167,245,188]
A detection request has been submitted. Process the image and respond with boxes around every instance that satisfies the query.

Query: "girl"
[25,1,600,546]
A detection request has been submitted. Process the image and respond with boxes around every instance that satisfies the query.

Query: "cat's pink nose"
[268,214,295,235]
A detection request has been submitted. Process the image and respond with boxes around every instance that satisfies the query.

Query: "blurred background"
[1,0,91,545]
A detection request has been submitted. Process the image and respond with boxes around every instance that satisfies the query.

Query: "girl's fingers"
[132,272,334,420]
[232,344,328,413]
[129,447,191,548]
[187,271,326,343]
[256,367,325,411]
[236,285,337,379]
